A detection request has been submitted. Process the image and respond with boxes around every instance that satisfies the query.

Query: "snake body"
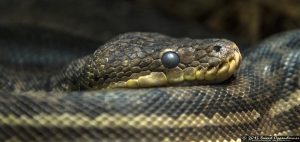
[0,29,299,141]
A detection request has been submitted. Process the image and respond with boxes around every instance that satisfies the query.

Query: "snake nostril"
[213,45,222,52]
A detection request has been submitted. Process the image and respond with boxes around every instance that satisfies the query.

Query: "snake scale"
[0,27,299,142]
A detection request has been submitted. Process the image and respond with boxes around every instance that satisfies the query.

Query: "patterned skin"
[0,29,299,141]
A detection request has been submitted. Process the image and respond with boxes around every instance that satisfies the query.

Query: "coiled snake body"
[0,29,299,141]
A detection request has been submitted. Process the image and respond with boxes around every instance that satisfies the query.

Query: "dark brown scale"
[109,72,117,78]
[116,72,125,78]
[155,65,166,71]
[178,63,186,69]
[111,61,121,67]
[149,60,161,69]
[139,70,151,76]
[128,73,137,79]
[208,57,222,67]
[115,66,123,72]
[131,59,141,66]
[103,74,109,82]
[129,53,137,59]
[137,52,146,58]
[199,56,210,63]
[120,76,128,81]
[93,70,101,77]
[199,63,210,68]
[124,71,132,77]
[106,67,115,74]
[195,50,207,60]
[110,77,118,83]
[190,61,200,67]
[139,56,153,67]
[122,67,130,72]
[131,67,141,73]
[152,52,161,59]
[178,48,195,64]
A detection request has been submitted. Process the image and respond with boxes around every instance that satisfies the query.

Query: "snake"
[0,28,299,142]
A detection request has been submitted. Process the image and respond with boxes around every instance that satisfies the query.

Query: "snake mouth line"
[107,51,241,88]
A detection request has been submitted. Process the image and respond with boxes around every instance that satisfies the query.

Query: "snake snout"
[191,41,242,83]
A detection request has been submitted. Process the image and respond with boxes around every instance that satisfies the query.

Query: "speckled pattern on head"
[64,32,241,90]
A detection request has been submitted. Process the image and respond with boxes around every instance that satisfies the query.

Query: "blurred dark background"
[0,0,299,46]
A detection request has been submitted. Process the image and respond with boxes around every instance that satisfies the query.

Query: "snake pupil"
[161,51,180,69]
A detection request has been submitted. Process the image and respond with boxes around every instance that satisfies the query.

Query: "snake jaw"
[193,43,242,83]
[107,50,241,88]
[212,46,242,83]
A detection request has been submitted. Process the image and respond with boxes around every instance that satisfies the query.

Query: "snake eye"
[161,51,180,69]
[213,45,222,52]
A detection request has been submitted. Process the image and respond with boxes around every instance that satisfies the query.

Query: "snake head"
[79,33,242,89]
